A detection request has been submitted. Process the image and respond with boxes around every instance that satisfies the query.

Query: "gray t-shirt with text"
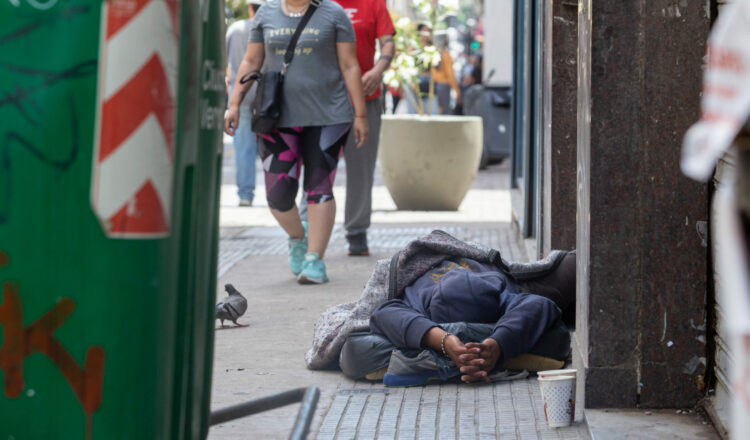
[249,0,355,127]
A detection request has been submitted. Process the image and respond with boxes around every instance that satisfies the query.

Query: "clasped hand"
[444,336,502,383]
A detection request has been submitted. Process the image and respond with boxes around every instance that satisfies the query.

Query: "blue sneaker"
[297,252,329,284]
[383,349,459,387]
[288,223,309,276]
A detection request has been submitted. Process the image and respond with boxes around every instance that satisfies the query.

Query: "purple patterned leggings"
[257,123,351,212]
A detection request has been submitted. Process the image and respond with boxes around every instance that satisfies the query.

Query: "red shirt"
[334,0,395,100]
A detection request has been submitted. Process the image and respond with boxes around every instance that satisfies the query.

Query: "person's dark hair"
[251,4,261,13]
[417,23,429,32]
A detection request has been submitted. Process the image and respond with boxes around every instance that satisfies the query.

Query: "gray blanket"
[305,230,568,369]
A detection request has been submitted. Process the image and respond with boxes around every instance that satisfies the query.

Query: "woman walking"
[225,0,368,284]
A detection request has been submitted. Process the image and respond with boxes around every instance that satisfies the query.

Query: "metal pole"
[288,386,320,440]
[209,386,320,440]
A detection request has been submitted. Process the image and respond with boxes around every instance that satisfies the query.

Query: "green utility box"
[0,0,225,438]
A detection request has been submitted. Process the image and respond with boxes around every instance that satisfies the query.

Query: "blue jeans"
[233,108,257,201]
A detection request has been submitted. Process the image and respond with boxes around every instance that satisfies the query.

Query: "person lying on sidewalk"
[305,229,574,383]
[368,252,575,384]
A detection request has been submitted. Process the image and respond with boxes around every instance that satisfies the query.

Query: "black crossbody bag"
[240,0,320,134]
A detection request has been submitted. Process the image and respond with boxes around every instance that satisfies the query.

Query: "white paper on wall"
[682,0,750,181]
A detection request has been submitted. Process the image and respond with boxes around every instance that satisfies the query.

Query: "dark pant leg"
[298,123,350,205]
[257,128,303,211]
[344,98,382,236]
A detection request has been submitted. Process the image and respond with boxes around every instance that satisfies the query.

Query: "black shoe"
[347,233,369,256]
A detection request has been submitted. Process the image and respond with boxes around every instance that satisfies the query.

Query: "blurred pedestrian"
[460,53,482,94]
[225,0,264,207]
[471,53,482,85]
[432,37,461,115]
[332,0,395,256]
[457,53,481,114]
[225,0,368,284]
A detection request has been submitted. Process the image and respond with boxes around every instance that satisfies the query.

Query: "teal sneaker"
[297,252,329,284]
[288,237,307,275]
[288,223,309,276]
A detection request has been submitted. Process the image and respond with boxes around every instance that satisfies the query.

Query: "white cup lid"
[538,368,577,377]
[538,375,575,382]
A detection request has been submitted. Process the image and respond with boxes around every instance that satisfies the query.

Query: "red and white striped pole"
[92,0,180,238]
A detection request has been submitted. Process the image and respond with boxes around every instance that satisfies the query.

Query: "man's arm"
[458,294,561,383]
[369,299,437,348]
[490,293,561,363]
[361,34,395,97]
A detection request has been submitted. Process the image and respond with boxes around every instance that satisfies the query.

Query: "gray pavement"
[207,138,715,439]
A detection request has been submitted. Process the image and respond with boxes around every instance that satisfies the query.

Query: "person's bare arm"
[337,41,368,146]
[224,42,264,135]
[361,34,395,96]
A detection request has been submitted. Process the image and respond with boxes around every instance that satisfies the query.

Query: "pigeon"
[216,284,248,327]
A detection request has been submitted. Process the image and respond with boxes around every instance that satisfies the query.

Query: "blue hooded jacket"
[369,257,561,364]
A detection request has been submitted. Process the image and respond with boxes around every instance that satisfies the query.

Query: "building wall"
[573,0,710,409]
[482,0,513,86]
[541,0,577,256]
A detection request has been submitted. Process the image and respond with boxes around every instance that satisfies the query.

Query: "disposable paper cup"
[537,369,577,401]
[538,375,576,428]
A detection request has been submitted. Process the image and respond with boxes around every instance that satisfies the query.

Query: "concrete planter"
[377,115,483,210]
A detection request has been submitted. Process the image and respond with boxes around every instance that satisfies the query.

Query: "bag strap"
[239,0,320,84]
[282,0,321,74]
[239,70,260,84]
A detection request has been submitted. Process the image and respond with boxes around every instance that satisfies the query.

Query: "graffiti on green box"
[0,252,106,432]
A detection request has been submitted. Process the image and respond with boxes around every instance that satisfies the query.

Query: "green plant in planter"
[384,0,458,115]
[226,0,251,21]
